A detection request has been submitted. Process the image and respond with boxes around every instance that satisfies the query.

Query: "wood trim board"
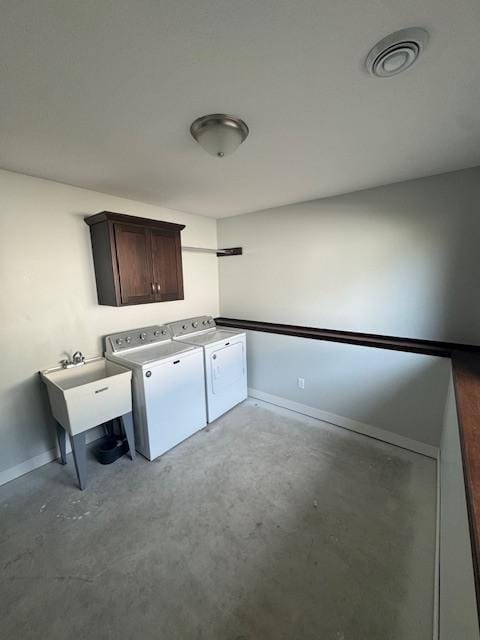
[215,317,480,357]
[84,211,185,232]
[452,351,480,624]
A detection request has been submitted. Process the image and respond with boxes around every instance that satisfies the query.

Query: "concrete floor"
[0,399,436,640]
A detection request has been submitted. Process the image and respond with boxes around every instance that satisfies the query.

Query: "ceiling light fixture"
[365,27,429,78]
[190,114,249,158]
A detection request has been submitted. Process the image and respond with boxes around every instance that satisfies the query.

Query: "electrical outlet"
[297,377,305,389]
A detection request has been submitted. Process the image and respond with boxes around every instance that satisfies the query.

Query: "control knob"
[182,324,188,330]
[116,338,123,346]
[140,332,147,340]
[192,321,198,328]
[126,336,132,343]
[153,330,160,337]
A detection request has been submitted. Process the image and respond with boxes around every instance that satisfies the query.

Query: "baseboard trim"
[248,388,439,459]
[0,427,104,488]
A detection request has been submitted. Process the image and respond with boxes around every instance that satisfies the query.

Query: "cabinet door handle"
[156,283,161,293]
[151,282,155,294]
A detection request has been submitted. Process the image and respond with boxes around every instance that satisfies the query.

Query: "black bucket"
[95,436,129,465]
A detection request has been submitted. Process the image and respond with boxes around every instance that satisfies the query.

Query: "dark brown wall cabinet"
[85,211,185,306]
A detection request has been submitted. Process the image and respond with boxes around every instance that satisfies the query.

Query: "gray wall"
[440,376,479,639]
[246,330,450,448]
[217,167,480,447]
[0,169,219,479]
[218,167,480,344]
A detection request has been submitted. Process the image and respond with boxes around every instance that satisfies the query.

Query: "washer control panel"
[167,316,215,338]
[105,325,171,353]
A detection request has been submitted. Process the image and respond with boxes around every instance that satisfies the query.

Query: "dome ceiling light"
[190,114,249,158]
[365,27,429,78]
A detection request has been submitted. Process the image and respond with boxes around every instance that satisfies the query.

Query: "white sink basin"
[41,357,132,435]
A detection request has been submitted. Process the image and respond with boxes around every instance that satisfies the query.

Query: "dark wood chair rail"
[452,352,480,614]
[215,316,480,357]
[216,316,480,620]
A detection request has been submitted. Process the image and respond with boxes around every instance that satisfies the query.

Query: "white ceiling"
[1,1,480,218]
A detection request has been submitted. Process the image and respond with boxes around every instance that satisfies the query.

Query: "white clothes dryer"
[167,316,247,423]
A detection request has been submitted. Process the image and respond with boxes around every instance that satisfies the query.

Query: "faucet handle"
[72,351,85,364]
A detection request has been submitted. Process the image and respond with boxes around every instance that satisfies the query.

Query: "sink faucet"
[61,351,86,369]
[72,351,85,365]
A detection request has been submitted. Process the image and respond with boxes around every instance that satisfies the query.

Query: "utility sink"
[41,357,132,435]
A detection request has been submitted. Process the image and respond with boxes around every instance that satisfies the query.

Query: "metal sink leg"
[120,412,136,460]
[55,422,67,465]
[70,432,87,490]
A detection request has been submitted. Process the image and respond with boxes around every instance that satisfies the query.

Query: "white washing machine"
[105,325,207,460]
[167,316,247,423]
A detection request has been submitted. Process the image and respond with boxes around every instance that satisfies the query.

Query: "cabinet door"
[114,223,155,305]
[151,229,184,301]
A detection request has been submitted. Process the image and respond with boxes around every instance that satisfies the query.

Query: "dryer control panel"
[105,325,172,354]
[168,316,215,338]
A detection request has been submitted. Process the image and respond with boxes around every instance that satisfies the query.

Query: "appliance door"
[206,338,247,422]
[143,350,206,460]
[211,342,244,394]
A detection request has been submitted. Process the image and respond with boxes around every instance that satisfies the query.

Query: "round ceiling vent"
[366,27,429,78]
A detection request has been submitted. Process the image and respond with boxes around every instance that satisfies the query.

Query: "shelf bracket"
[182,246,242,257]
[216,247,242,257]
